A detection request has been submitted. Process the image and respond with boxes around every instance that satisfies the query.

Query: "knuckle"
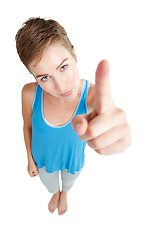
[127,124,131,131]
[117,109,127,122]
[127,135,132,147]
[124,123,131,134]
[121,110,127,121]
[96,148,104,155]
[117,141,126,153]
[120,145,126,153]
[124,133,132,146]
[91,138,101,149]
[119,135,132,152]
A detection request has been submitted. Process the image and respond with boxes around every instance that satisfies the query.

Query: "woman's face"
[28,43,80,102]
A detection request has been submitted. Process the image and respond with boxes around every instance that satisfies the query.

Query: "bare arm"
[22,82,38,177]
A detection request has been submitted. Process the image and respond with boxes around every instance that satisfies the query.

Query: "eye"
[60,64,68,71]
[41,76,50,82]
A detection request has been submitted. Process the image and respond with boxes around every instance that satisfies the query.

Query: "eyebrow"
[56,58,68,70]
[35,58,69,79]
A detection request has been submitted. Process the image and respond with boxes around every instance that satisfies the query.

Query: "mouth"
[60,89,73,97]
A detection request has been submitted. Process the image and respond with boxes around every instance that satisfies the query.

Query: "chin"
[63,89,78,102]
[64,95,77,102]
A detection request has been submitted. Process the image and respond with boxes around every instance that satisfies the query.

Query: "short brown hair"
[15,17,75,67]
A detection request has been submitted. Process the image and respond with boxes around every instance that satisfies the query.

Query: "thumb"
[71,114,88,136]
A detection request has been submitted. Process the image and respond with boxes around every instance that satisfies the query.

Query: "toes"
[58,209,62,215]
[48,203,57,213]
[58,209,67,215]
[48,207,56,213]
[63,209,67,215]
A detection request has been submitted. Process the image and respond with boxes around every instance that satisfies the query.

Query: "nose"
[53,75,66,93]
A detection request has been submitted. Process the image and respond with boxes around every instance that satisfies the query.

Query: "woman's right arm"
[21,82,38,177]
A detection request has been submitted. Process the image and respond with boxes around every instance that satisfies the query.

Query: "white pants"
[38,167,82,193]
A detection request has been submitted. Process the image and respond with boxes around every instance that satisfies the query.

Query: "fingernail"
[75,123,82,132]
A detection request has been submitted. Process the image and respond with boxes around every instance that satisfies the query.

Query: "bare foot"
[48,191,60,213]
[58,191,68,215]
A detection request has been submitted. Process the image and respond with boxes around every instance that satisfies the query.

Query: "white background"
[0,0,160,239]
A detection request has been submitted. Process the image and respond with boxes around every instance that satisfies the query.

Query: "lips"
[60,89,73,97]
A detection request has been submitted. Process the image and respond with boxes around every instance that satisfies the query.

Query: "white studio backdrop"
[0,0,160,239]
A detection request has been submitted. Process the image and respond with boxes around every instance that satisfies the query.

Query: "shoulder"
[21,82,37,120]
[22,82,37,105]
[87,82,95,113]
[22,82,37,98]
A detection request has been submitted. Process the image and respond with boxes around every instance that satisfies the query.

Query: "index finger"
[95,60,114,114]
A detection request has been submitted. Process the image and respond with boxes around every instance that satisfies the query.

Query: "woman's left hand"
[72,60,132,155]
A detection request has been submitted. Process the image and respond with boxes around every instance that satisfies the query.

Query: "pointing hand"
[72,60,132,155]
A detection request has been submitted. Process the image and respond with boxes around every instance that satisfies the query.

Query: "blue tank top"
[31,79,89,174]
